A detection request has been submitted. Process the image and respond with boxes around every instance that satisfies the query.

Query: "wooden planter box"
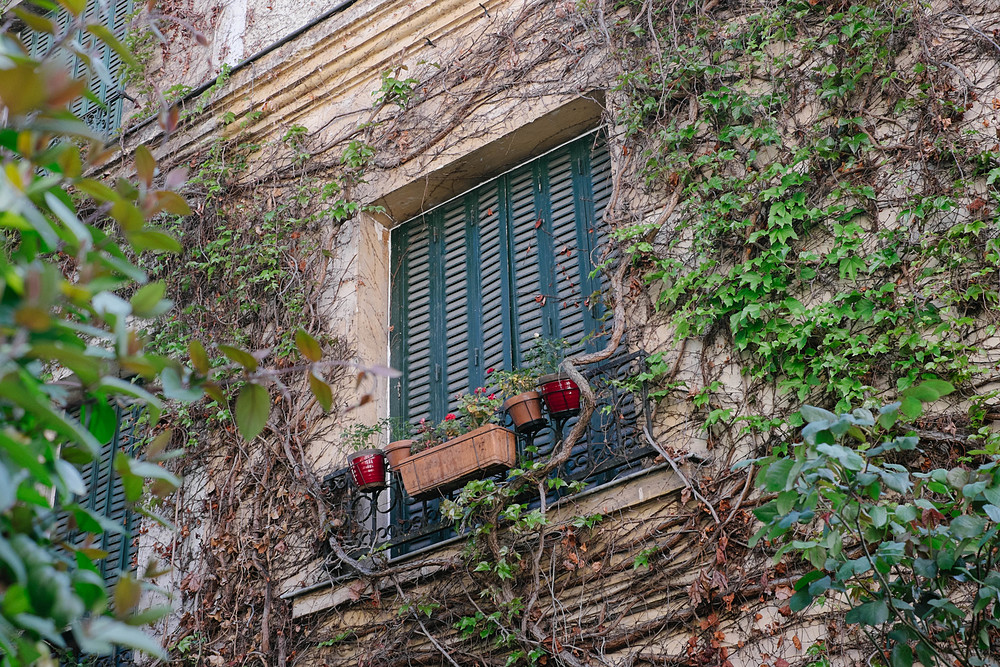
[395,424,517,498]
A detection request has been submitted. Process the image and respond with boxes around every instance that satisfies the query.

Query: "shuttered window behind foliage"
[390,132,610,426]
[21,0,134,135]
[51,403,141,665]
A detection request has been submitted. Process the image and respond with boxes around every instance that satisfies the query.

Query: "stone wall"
[116,0,1000,663]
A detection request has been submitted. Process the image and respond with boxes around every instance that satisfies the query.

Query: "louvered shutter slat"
[478,192,507,375]
[508,167,545,352]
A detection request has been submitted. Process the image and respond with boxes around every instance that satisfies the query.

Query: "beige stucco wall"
[120,0,641,660]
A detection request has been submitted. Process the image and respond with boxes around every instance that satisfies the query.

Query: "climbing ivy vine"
[612,0,1000,450]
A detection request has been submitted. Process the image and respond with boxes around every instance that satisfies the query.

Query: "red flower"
[487,367,495,373]
[445,413,457,420]
[488,394,496,400]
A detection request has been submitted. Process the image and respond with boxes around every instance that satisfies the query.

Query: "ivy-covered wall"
[111,0,1000,664]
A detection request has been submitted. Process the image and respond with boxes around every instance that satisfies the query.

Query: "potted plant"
[491,366,546,433]
[385,418,415,468]
[343,421,388,491]
[526,336,581,419]
[394,390,515,498]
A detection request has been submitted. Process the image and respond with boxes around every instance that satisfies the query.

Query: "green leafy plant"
[341,419,388,453]
[747,380,1000,667]
[456,388,502,430]
[489,367,537,397]
[0,14,346,663]
[524,337,572,376]
[373,66,419,109]
[409,418,445,454]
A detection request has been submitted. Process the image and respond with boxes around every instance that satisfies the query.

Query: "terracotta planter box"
[395,424,517,498]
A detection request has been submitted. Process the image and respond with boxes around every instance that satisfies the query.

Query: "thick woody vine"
[128,0,1000,664]
[302,0,1000,665]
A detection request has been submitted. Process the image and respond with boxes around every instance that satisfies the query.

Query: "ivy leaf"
[845,600,888,626]
[235,383,270,440]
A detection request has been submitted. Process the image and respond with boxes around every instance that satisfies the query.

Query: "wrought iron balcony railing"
[322,349,654,570]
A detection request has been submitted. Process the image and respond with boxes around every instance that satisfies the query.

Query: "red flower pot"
[348,449,387,491]
[537,373,581,419]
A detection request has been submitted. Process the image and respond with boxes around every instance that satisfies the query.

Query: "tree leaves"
[295,328,323,362]
[134,145,155,188]
[219,345,258,372]
[189,340,210,374]
[235,383,270,440]
[845,601,888,626]
[308,372,333,412]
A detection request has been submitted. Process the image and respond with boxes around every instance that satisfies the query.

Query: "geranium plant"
[457,388,503,429]
[406,388,502,455]
[524,336,572,375]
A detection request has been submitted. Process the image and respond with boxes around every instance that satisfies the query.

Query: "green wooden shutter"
[474,183,511,384]
[56,404,141,589]
[389,133,610,553]
[390,220,435,424]
[391,133,610,414]
[390,132,610,439]
[20,0,133,134]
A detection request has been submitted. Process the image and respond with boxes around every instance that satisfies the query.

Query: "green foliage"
[523,336,572,376]
[0,17,188,664]
[749,381,1000,667]
[341,419,387,453]
[609,0,998,450]
[0,16,344,663]
[373,67,419,109]
[488,366,537,397]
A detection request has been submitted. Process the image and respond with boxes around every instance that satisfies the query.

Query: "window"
[384,132,613,553]
[389,132,612,424]
[20,0,135,135]
[54,403,142,666]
